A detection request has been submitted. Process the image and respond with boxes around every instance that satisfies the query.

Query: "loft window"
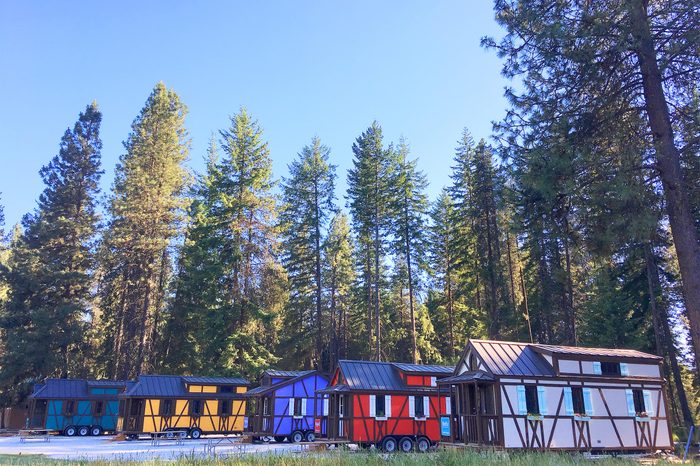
[160,399,175,416]
[414,396,425,418]
[601,362,621,376]
[220,385,233,393]
[571,387,585,415]
[93,400,104,416]
[64,400,75,415]
[190,400,203,416]
[469,354,478,371]
[219,400,230,416]
[525,386,539,415]
[375,395,386,418]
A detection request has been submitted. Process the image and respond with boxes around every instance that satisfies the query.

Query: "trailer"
[245,369,329,443]
[28,379,132,436]
[117,375,249,439]
[317,360,454,452]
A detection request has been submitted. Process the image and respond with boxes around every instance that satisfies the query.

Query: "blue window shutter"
[563,387,574,416]
[620,363,629,376]
[625,389,636,416]
[593,361,602,375]
[582,388,594,416]
[516,386,527,415]
[643,390,654,416]
[537,386,547,415]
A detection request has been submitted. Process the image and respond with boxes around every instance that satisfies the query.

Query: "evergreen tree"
[0,103,102,403]
[96,83,189,379]
[279,137,336,370]
[347,122,394,360]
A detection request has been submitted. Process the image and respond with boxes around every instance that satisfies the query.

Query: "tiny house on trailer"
[244,369,329,443]
[28,379,132,436]
[439,339,673,452]
[317,360,454,452]
[117,375,249,439]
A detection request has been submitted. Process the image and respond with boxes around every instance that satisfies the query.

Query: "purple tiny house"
[245,370,329,443]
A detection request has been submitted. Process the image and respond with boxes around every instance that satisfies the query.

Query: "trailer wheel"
[381,436,398,453]
[290,430,304,443]
[78,425,89,436]
[274,436,287,443]
[89,425,103,436]
[305,431,316,442]
[64,425,77,437]
[416,436,430,452]
[399,436,414,452]
[189,427,202,439]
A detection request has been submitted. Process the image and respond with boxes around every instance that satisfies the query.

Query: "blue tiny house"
[245,370,329,442]
[28,379,132,436]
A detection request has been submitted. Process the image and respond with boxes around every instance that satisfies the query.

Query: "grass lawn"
[0,451,679,465]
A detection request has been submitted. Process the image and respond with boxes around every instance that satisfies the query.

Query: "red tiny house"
[318,360,453,452]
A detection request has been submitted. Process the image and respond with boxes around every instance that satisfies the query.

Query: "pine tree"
[279,137,336,370]
[95,83,189,379]
[347,122,394,360]
[0,103,102,403]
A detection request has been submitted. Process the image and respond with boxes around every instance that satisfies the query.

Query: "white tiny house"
[439,339,673,452]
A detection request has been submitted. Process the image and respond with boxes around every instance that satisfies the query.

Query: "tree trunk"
[447,263,455,359]
[405,203,418,363]
[314,181,323,370]
[628,0,700,374]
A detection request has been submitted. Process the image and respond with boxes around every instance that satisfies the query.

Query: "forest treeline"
[0,1,698,427]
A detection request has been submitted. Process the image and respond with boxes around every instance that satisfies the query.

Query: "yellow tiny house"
[118,375,249,439]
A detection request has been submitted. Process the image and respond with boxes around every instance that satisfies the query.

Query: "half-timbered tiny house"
[28,379,133,436]
[117,375,249,439]
[244,369,329,442]
[317,360,454,452]
[439,339,673,452]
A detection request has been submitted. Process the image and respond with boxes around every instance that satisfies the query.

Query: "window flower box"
[573,414,591,421]
[526,413,543,421]
[635,414,650,422]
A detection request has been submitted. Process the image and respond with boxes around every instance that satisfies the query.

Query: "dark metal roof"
[30,379,132,399]
[263,370,312,378]
[392,362,454,374]
[181,376,249,385]
[438,371,495,384]
[246,370,319,397]
[125,375,249,398]
[470,340,555,377]
[531,343,662,361]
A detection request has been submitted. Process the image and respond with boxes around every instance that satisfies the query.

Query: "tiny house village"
[10,339,677,455]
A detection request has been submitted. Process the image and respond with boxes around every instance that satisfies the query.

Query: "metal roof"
[246,370,319,397]
[334,360,452,392]
[263,370,313,378]
[31,379,132,399]
[181,375,249,385]
[392,362,454,374]
[469,340,555,377]
[531,343,662,361]
[124,375,249,398]
[438,371,495,384]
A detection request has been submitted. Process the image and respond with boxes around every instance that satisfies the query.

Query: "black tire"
[64,425,77,437]
[189,427,202,439]
[290,430,304,443]
[78,425,89,436]
[274,436,287,443]
[89,425,103,436]
[305,431,316,442]
[382,436,398,453]
[399,436,414,452]
[416,436,430,453]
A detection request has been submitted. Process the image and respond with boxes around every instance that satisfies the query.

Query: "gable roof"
[531,343,662,361]
[262,370,312,379]
[124,375,249,398]
[30,379,132,399]
[320,360,454,393]
[469,340,555,377]
[246,370,321,397]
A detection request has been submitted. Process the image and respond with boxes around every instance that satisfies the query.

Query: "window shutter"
[537,386,547,415]
[369,395,376,418]
[323,398,329,416]
[301,398,307,416]
[430,377,436,387]
[643,390,654,416]
[625,389,636,416]
[424,397,430,418]
[593,362,602,375]
[563,387,574,416]
[445,396,451,415]
[620,363,629,376]
[408,396,415,418]
[582,388,594,416]
[288,400,294,416]
[385,395,392,418]
[516,386,527,415]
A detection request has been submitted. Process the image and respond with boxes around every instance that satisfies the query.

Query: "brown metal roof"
[469,340,554,377]
[531,343,662,361]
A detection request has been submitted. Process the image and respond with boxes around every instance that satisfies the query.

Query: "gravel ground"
[0,435,305,461]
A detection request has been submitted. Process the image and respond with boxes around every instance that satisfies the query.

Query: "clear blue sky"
[0,0,508,227]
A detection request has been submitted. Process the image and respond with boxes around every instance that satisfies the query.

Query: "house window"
[93,400,105,416]
[633,389,646,415]
[469,354,478,371]
[263,398,270,416]
[414,396,426,418]
[375,395,386,418]
[601,362,621,376]
[525,386,539,415]
[160,399,175,416]
[293,398,303,417]
[571,388,585,415]
[64,400,75,415]
[190,400,203,417]
[220,385,233,394]
[129,400,142,416]
[219,400,230,416]
[338,396,345,417]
